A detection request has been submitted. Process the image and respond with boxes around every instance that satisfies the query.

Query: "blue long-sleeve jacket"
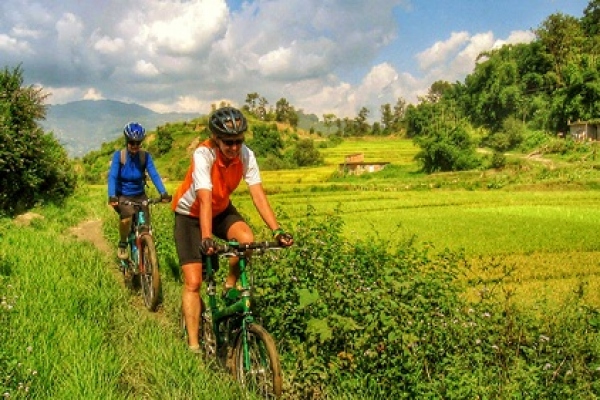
[107,150,167,197]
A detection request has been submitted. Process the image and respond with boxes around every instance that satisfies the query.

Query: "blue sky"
[382,0,588,78]
[0,0,591,120]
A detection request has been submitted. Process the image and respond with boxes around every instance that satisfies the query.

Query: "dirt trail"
[68,218,171,320]
[68,219,112,254]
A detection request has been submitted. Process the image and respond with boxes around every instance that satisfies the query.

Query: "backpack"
[119,149,148,186]
[120,148,146,168]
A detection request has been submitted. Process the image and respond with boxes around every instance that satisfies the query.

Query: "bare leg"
[182,262,202,348]
[225,221,254,288]
[119,217,132,242]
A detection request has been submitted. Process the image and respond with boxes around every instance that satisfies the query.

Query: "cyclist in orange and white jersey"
[172,106,293,353]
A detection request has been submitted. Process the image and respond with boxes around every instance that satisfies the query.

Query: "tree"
[289,139,324,167]
[323,113,336,134]
[582,0,600,57]
[426,80,453,103]
[414,120,480,173]
[244,92,260,115]
[275,98,291,122]
[392,97,407,132]
[246,123,284,158]
[535,13,584,86]
[257,96,269,120]
[155,126,173,155]
[380,104,393,134]
[0,65,76,215]
[287,107,299,129]
[582,0,600,36]
[354,107,370,136]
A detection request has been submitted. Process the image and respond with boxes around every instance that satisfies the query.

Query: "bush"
[287,139,324,167]
[0,65,76,215]
[414,124,481,173]
[249,208,600,398]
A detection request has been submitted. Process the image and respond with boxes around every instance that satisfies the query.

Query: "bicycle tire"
[232,323,282,398]
[139,235,161,311]
[200,310,218,362]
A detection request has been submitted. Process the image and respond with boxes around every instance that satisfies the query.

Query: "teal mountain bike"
[119,198,163,312]
[184,240,284,398]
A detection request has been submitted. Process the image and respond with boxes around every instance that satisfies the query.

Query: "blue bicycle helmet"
[123,122,146,141]
[208,107,247,136]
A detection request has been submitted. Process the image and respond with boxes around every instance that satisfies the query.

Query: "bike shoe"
[117,241,129,260]
[188,344,202,354]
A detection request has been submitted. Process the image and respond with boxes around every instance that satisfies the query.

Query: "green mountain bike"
[185,240,284,398]
[119,198,163,312]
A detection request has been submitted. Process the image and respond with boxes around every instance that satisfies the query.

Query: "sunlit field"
[6,136,600,398]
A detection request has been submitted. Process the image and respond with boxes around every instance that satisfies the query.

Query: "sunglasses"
[220,138,244,146]
[128,140,142,146]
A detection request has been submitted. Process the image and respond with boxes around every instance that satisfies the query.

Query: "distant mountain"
[41,99,200,157]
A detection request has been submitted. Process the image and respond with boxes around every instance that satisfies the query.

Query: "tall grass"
[0,187,252,399]
[5,137,600,398]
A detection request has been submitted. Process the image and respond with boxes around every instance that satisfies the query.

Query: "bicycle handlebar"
[119,198,165,207]
[214,241,283,256]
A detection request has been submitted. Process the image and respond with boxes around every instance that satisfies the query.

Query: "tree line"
[1,1,598,214]
[240,1,600,172]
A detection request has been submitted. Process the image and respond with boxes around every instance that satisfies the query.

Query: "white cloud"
[256,39,333,79]
[56,13,84,46]
[11,24,43,39]
[135,60,160,77]
[493,29,536,49]
[83,88,104,100]
[0,0,556,124]
[416,31,470,70]
[93,35,125,54]
[0,33,31,54]
[128,0,228,56]
[45,86,82,104]
[143,95,224,114]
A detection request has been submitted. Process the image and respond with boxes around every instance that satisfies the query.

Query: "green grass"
[0,188,255,399]
[7,136,600,397]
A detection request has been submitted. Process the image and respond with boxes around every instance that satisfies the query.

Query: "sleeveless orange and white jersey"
[172,139,261,217]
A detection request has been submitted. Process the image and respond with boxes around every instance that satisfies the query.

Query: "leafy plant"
[0,65,76,215]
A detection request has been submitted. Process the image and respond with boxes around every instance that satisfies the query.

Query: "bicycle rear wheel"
[233,323,282,398]
[139,235,161,311]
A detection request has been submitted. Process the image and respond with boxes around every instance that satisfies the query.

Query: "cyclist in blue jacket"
[108,122,171,260]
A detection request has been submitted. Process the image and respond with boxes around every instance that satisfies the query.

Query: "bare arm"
[248,183,280,231]
[198,189,213,239]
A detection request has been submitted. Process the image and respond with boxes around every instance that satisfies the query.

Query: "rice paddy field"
[226,137,600,310]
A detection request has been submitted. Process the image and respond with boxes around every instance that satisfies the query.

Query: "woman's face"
[127,140,142,154]
[215,134,245,160]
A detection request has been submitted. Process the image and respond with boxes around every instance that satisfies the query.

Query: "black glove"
[273,228,293,246]
[200,237,216,255]
[161,193,172,202]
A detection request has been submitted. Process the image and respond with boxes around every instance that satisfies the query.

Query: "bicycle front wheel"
[233,323,282,398]
[139,235,161,311]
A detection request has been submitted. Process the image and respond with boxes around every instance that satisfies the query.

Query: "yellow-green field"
[214,137,600,310]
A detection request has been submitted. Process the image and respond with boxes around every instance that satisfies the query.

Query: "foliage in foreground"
[250,208,600,399]
[0,190,250,400]
[0,65,76,216]
[4,184,600,399]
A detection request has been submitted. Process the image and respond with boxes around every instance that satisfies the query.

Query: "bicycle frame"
[204,241,280,362]
[120,199,157,273]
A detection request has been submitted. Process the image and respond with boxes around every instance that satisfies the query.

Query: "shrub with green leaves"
[248,207,600,398]
[414,123,481,173]
[0,65,76,215]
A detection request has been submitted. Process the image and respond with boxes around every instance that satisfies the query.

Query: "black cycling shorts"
[115,194,149,222]
[173,202,245,266]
